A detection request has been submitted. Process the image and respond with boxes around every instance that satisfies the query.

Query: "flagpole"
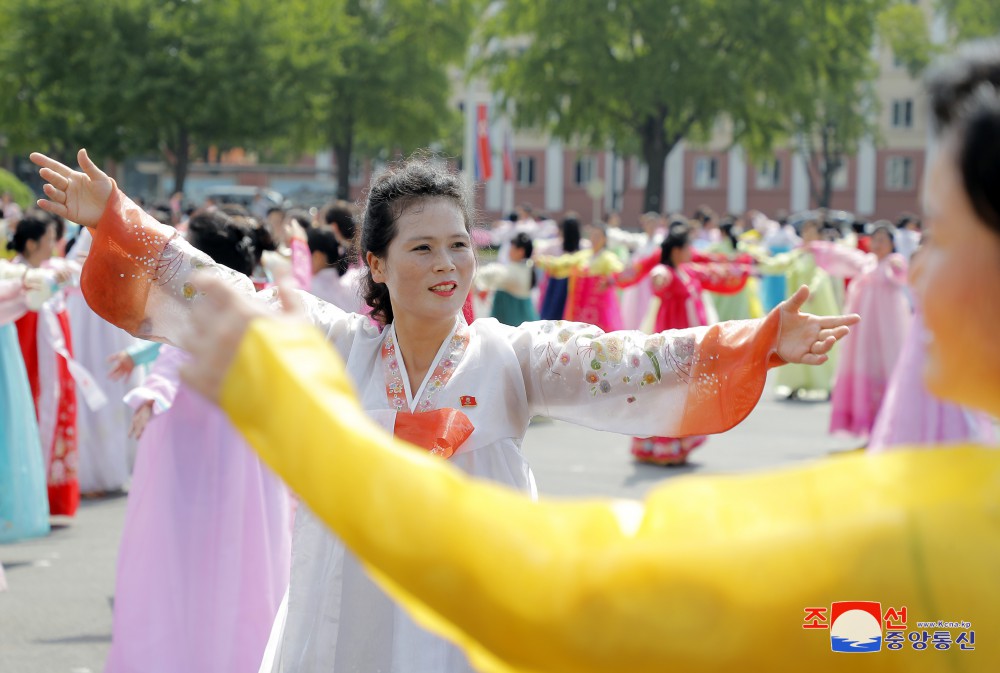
[463,44,477,194]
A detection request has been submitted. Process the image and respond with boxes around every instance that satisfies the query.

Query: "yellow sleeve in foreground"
[223,318,1000,673]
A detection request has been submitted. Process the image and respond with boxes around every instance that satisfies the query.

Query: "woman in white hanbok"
[30,149,857,673]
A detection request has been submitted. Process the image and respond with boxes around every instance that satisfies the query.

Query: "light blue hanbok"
[0,319,50,542]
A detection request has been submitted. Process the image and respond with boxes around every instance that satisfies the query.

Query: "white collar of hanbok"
[381,317,470,413]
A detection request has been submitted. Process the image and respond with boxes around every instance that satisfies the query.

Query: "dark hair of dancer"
[660,223,692,268]
[308,226,344,275]
[561,215,582,254]
[7,211,54,253]
[186,210,256,277]
[323,200,357,243]
[926,39,1000,236]
[359,157,475,326]
[719,215,739,250]
[510,232,536,289]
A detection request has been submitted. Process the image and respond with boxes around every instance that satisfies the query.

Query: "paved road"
[0,374,857,673]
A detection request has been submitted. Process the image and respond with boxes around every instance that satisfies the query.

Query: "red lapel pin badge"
[460,395,477,408]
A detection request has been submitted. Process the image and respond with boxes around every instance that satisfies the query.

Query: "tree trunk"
[333,118,354,201]
[818,125,833,209]
[821,165,833,209]
[172,126,190,195]
[639,112,669,214]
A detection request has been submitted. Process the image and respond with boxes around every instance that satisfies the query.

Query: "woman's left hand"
[775,286,860,365]
[30,149,114,227]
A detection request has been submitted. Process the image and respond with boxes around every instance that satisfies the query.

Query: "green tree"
[113,0,289,192]
[938,0,1000,40]
[878,3,937,77]
[788,0,888,209]
[0,0,134,162]
[279,0,476,200]
[480,0,825,213]
[0,0,289,191]
[880,0,1000,77]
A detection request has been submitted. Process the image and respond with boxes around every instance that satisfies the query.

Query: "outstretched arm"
[31,149,113,227]
[177,276,995,673]
[31,149,255,342]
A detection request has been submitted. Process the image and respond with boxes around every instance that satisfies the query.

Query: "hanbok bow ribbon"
[393,408,474,459]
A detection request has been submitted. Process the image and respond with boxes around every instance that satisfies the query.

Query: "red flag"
[476,104,493,181]
[502,131,514,182]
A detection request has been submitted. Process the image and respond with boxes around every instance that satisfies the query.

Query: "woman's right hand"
[29,149,114,228]
[129,400,154,440]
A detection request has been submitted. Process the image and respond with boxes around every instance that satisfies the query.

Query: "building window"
[631,158,648,189]
[886,156,914,190]
[891,99,914,128]
[755,159,782,189]
[693,157,719,189]
[516,156,536,186]
[574,156,598,186]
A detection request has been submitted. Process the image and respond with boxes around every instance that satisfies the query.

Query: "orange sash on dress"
[382,322,474,458]
[393,409,475,459]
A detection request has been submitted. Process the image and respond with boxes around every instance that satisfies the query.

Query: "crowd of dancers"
[2,41,998,669]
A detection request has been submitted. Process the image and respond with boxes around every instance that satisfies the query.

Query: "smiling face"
[911,141,1000,414]
[367,197,474,328]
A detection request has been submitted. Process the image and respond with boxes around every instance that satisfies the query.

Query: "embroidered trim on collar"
[381,322,471,412]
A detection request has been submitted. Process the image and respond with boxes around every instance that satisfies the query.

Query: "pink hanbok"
[810,242,912,438]
[537,249,657,333]
[308,266,366,314]
[105,345,291,673]
[868,309,995,453]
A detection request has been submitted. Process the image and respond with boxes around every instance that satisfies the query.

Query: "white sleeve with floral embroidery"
[504,316,779,439]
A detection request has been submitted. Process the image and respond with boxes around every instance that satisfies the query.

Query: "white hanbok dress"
[81,187,784,673]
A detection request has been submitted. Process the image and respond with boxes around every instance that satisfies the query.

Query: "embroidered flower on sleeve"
[585,371,599,384]
[603,337,624,363]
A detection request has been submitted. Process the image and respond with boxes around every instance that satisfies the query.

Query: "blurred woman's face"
[801,222,820,243]
[671,243,693,267]
[911,143,1000,416]
[588,227,606,251]
[870,229,894,260]
[25,225,56,266]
